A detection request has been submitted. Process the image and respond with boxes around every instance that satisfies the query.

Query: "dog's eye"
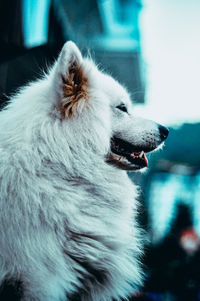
[116,103,128,113]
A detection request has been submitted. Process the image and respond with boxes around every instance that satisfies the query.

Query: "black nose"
[159,125,169,141]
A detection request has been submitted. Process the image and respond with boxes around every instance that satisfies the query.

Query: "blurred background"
[0,0,200,300]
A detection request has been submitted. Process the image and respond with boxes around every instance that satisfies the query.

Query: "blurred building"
[0,0,144,109]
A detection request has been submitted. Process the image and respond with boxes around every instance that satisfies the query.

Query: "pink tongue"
[143,153,148,167]
[130,152,148,167]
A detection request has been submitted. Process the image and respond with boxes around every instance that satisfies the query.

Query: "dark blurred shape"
[51,0,103,42]
[0,0,23,59]
[0,279,23,301]
[0,45,61,110]
[0,0,25,108]
[144,204,200,301]
[0,0,62,109]
[129,291,162,300]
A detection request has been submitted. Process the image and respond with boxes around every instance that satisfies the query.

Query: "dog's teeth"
[139,151,144,158]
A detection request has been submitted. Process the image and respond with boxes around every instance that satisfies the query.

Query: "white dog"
[0,42,168,301]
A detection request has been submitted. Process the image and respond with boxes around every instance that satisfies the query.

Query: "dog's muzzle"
[106,124,169,171]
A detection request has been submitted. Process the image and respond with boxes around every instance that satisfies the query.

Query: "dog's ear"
[54,41,88,118]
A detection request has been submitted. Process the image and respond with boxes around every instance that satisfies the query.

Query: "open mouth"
[107,137,149,171]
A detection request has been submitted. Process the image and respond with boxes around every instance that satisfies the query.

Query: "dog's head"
[51,41,168,171]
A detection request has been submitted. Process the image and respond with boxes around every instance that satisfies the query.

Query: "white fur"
[0,41,163,300]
